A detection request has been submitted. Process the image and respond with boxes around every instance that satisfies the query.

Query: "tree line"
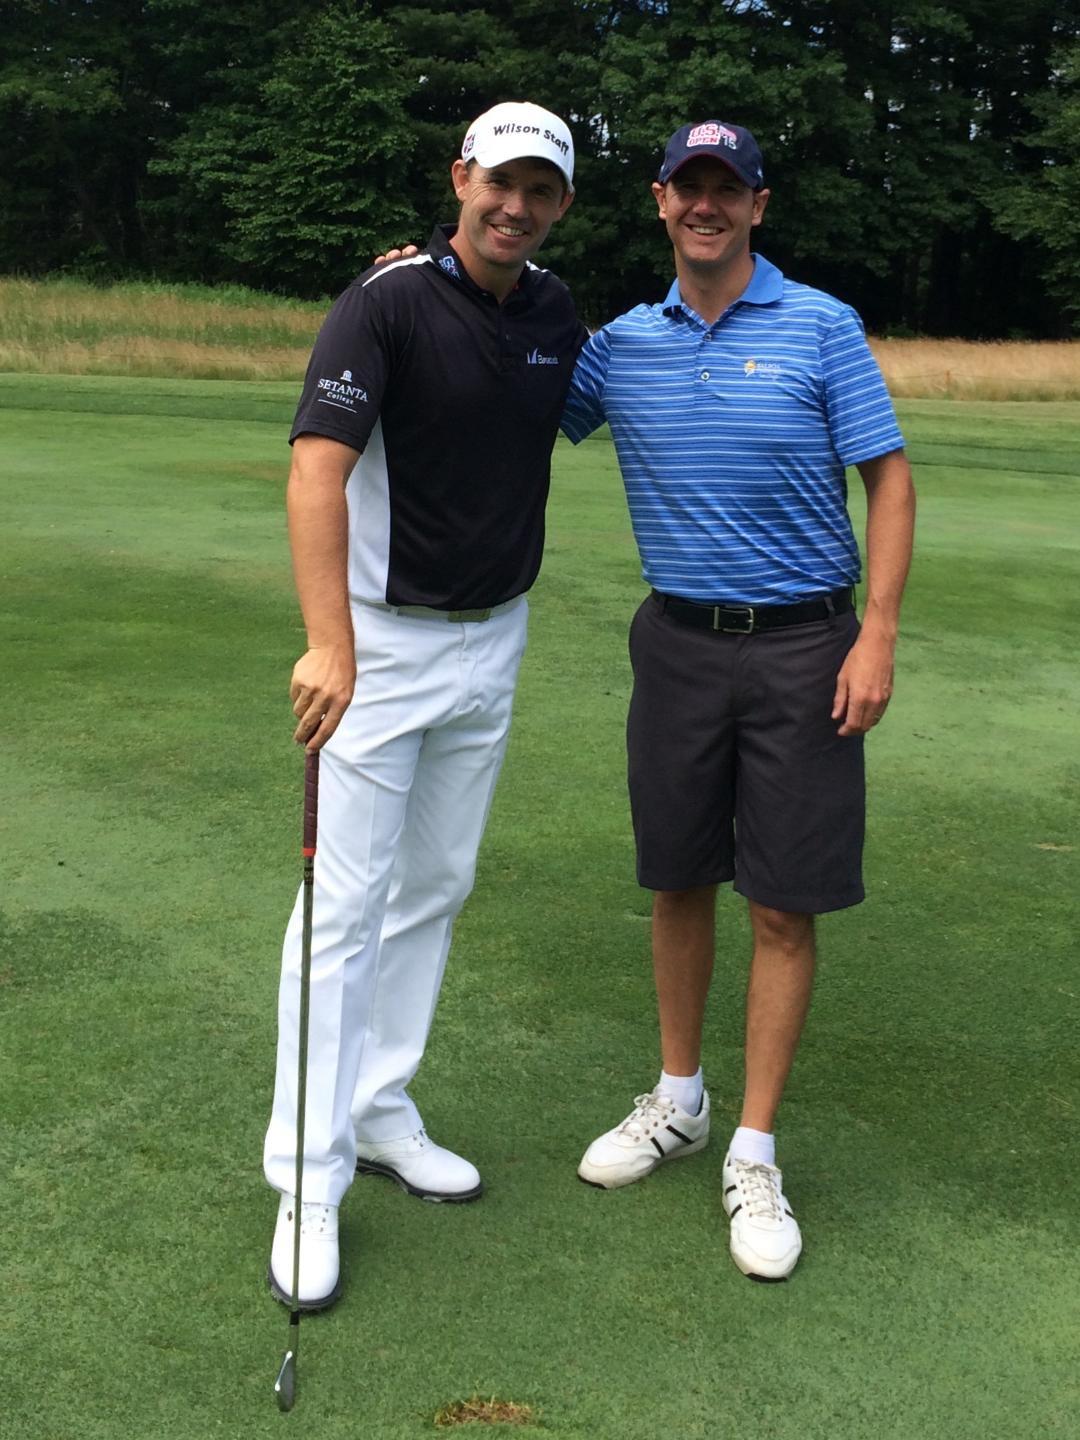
[3,0,1079,335]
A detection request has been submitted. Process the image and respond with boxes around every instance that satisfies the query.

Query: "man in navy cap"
[566,121,915,1281]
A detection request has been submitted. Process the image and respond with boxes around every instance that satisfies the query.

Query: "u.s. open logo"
[688,123,722,148]
[687,123,738,151]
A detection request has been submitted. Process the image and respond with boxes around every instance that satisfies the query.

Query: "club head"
[274,1349,296,1411]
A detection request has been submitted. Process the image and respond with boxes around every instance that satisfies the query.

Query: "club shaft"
[289,750,319,1353]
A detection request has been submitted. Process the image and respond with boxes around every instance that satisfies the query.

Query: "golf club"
[274,747,319,1412]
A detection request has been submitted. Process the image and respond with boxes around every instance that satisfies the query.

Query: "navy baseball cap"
[658,121,765,190]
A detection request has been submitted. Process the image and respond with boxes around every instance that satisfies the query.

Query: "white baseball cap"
[461,101,575,191]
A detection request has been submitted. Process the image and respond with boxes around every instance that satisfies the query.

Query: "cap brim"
[660,153,756,187]
[469,141,574,190]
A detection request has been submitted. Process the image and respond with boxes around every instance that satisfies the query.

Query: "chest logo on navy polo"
[526,347,559,365]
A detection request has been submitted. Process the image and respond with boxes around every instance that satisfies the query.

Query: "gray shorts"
[627,594,865,913]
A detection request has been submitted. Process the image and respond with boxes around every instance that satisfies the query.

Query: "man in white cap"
[264,101,583,1310]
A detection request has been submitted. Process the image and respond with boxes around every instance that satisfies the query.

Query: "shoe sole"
[267,1264,342,1312]
[576,1133,709,1189]
[727,1245,801,1283]
[355,1158,484,1203]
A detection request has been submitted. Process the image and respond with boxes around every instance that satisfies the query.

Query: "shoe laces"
[290,1200,334,1236]
[618,1091,675,1142]
[731,1159,784,1221]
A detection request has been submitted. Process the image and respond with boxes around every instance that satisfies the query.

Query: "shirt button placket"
[698,324,715,383]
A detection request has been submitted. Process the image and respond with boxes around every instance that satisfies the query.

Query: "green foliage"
[996,42,1080,326]
[0,0,154,273]
[149,3,417,294]
[0,0,1079,329]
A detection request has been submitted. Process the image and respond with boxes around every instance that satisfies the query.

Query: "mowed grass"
[1,373,1078,1440]
[4,276,1080,397]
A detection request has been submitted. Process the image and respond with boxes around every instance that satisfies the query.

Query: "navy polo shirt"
[291,226,586,610]
[561,255,905,604]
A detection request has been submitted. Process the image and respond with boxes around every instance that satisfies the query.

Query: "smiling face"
[449,157,574,298]
[652,156,769,277]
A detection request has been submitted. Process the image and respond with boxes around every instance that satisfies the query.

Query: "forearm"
[860,450,915,639]
[286,442,356,650]
[832,449,915,735]
[284,436,360,749]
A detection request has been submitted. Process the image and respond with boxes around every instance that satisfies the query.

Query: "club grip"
[302,749,320,856]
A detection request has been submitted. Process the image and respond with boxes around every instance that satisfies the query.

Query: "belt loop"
[824,593,836,619]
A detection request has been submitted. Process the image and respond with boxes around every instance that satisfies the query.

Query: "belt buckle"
[712,604,754,634]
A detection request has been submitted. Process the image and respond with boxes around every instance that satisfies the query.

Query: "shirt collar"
[428,224,467,283]
[661,253,785,319]
[427,223,535,303]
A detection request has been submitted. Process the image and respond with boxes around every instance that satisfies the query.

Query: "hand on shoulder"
[374,245,420,266]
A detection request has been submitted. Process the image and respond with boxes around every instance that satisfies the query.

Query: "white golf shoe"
[722,1153,802,1281]
[355,1129,483,1202]
[268,1194,341,1310]
[577,1087,710,1189]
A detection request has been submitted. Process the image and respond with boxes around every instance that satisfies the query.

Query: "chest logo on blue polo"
[527,348,559,365]
[744,358,783,376]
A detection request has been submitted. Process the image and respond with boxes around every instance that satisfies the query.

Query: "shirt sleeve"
[289,279,392,450]
[819,307,905,466]
[559,327,612,442]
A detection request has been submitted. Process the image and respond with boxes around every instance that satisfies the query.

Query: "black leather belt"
[651,587,853,634]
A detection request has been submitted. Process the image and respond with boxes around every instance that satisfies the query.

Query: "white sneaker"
[268,1194,341,1310]
[577,1088,710,1189]
[722,1154,802,1281]
[355,1129,482,1202]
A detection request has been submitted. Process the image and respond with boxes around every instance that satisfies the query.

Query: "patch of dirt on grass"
[433,1395,535,1427]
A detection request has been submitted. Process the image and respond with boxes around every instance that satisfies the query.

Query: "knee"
[653,885,716,920]
[749,903,814,956]
[394,860,476,925]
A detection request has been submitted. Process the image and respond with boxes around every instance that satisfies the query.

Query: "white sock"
[729,1126,775,1166]
[658,1068,703,1115]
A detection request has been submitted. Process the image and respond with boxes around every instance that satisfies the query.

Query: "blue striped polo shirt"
[560,255,904,604]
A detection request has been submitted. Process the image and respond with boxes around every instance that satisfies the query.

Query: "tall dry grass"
[0,335,314,381]
[0,277,323,381]
[870,337,1080,402]
[2,278,1080,397]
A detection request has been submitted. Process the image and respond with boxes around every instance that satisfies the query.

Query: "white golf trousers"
[264,598,528,1205]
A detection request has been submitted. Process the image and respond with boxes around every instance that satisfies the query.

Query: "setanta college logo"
[317,370,369,410]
